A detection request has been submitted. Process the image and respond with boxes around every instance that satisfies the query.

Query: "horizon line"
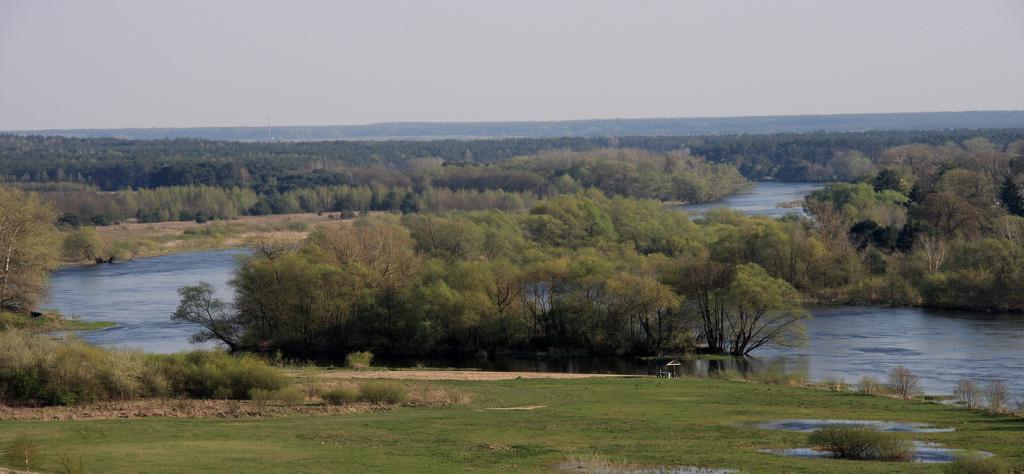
[7,109,1024,133]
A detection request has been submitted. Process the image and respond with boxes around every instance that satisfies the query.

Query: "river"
[43,182,1024,394]
[46,249,247,353]
[679,181,824,218]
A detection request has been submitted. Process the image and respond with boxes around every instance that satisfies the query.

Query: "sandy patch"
[301,370,629,381]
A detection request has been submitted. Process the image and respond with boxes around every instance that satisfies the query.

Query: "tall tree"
[670,260,808,355]
[1000,175,1024,217]
[0,188,59,312]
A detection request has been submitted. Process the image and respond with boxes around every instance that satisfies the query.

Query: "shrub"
[0,331,164,405]
[0,332,285,405]
[953,379,983,408]
[249,387,305,406]
[887,366,921,400]
[158,351,286,400]
[358,381,408,405]
[299,375,321,398]
[984,380,1009,412]
[322,387,360,405]
[858,375,884,395]
[345,351,374,369]
[408,384,470,406]
[821,377,848,392]
[944,456,1010,474]
[808,425,914,462]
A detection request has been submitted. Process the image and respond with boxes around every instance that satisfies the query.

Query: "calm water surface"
[45,249,249,353]
[44,183,1024,394]
[679,181,824,218]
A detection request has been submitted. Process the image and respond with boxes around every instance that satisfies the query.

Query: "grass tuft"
[321,387,360,406]
[345,351,374,369]
[808,425,914,462]
[358,381,408,405]
[943,456,1009,474]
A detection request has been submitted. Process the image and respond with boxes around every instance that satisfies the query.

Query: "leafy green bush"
[345,351,374,369]
[322,387,360,405]
[358,381,408,405]
[944,456,1009,474]
[158,351,286,399]
[808,425,913,462]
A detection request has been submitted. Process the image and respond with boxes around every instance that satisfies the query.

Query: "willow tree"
[0,187,59,312]
[670,260,808,355]
[723,264,809,355]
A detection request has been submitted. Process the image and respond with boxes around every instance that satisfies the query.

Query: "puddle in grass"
[555,460,734,473]
[756,419,954,433]
[760,441,993,464]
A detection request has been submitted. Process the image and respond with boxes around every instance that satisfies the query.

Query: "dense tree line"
[175,193,811,358]
[803,138,1024,311]
[4,129,1024,190]
[37,149,747,225]
[434,149,747,203]
[170,135,1024,358]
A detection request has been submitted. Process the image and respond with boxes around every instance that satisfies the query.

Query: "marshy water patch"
[756,419,954,433]
[555,459,734,474]
[760,441,992,464]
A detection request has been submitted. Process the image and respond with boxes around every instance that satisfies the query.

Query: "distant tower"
[267,117,272,141]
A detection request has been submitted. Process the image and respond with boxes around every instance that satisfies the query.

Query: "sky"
[1,0,1023,130]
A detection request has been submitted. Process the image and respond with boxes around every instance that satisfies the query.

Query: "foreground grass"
[1,377,1021,473]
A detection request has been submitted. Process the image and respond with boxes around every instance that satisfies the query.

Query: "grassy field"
[1,376,1021,473]
[0,312,115,332]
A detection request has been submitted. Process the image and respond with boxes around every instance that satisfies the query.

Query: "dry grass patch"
[0,398,382,421]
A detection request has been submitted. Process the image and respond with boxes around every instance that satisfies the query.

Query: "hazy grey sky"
[2,0,1023,130]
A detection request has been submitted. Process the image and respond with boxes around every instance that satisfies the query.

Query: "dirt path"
[302,370,631,381]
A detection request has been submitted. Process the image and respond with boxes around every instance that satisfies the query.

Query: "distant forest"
[11,110,1024,141]
[3,128,1024,189]
[3,128,1024,227]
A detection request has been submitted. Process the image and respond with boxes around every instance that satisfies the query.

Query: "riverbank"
[0,311,114,332]
[1,376,1020,472]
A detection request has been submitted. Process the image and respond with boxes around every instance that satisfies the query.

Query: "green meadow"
[2,377,1020,473]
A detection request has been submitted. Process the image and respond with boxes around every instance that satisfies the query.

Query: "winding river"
[44,182,1024,394]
